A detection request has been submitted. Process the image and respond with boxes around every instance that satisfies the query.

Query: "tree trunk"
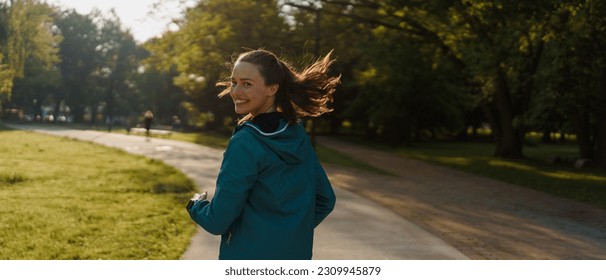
[70,104,84,123]
[596,112,606,169]
[89,103,97,126]
[595,73,606,169]
[484,71,525,158]
[106,76,114,131]
[364,120,377,141]
[496,126,524,158]
[481,101,500,148]
[53,101,61,123]
[541,129,553,143]
[328,115,341,135]
[570,111,594,160]
[381,119,409,147]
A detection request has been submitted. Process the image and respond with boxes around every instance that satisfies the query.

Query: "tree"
[283,0,377,135]
[55,9,100,122]
[0,1,13,101]
[344,26,471,145]
[141,34,191,126]
[321,0,567,158]
[134,64,187,126]
[541,0,606,168]
[5,0,62,120]
[88,9,139,129]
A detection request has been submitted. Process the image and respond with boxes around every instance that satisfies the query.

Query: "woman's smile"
[229,61,277,117]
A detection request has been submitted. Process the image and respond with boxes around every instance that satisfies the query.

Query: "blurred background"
[1,0,605,169]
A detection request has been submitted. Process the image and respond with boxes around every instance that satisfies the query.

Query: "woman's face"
[230,61,278,117]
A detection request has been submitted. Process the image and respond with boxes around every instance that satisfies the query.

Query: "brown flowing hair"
[217,49,341,124]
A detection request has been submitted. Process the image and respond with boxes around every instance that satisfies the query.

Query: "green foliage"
[0,57,13,95]
[537,0,606,164]
[0,129,197,259]
[55,9,101,122]
[3,3,156,127]
[179,101,215,129]
[94,10,140,124]
[0,3,12,96]
[317,0,605,163]
[2,0,62,105]
[346,28,471,145]
[0,2,7,42]
[132,66,188,125]
[7,0,62,78]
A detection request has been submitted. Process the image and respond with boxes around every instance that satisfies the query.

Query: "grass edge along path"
[55,124,391,176]
[169,129,393,176]
[336,136,606,209]
[0,124,197,259]
[172,129,605,210]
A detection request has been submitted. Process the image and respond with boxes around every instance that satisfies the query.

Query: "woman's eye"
[230,81,237,87]
[243,82,251,87]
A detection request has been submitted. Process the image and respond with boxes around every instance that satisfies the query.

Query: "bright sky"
[46,0,191,43]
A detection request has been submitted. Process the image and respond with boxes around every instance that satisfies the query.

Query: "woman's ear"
[267,84,279,96]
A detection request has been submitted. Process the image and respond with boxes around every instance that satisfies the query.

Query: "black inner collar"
[251,112,284,133]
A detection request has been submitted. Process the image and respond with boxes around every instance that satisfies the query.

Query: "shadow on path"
[318,136,606,259]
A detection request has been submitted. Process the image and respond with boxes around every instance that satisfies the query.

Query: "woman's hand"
[186,191,208,211]
[192,191,208,201]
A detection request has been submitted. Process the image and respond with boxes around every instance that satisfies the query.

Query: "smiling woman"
[218,49,340,125]
[228,61,279,117]
[0,129,196,259]
[186,49,341,260]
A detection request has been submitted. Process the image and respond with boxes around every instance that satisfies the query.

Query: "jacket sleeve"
[188,134,259,235]
[314,161,336,227]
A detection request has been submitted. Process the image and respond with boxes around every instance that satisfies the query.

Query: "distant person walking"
[172,115,182,131]
[186,49,340,260]
[143,110,153,140]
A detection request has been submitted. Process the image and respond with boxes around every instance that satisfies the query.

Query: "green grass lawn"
[0,124,197,259]
[169,130,231,149]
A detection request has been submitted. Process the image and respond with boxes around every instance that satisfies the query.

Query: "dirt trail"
[318,137,606,259]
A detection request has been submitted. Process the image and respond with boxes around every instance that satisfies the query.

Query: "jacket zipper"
[226,230,232,245]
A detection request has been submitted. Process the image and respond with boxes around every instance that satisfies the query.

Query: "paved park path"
[318,136,606,259]
[8,124,467,260]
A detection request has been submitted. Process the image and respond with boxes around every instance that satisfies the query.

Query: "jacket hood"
[234,119,309,164]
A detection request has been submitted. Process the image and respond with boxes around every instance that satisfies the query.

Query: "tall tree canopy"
[55,9,100,122]
[540,0,606,167]
[0,2,12,97]
[320,0,589,159]
[5,0,62,118]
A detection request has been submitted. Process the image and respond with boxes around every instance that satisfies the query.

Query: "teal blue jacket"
[188,119,336,260]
